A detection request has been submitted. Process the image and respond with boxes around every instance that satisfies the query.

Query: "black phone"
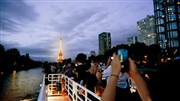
[117,49,129,72]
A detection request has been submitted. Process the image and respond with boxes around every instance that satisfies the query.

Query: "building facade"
[90,51,96,56]
[99,32,111,55]
[127,36,138,45]
[153,0,180,56]
[137,15,157,46]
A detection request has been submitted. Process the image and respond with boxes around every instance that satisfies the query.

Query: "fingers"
[111,53,119,65]
[128,57,134,66]
[128,57,138,78]
[112,53,117,61]
[111,53,121,75]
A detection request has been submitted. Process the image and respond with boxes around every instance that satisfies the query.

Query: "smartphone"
[117,49,129,72]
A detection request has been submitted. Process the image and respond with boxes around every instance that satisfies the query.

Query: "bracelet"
[110,74,119,78]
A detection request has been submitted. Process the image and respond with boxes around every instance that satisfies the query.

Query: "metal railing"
[47,74,62,96]
[37,75,47,101]
[37,73,101,101]
[63,75,101,101]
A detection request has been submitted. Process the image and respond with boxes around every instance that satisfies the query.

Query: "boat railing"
[63,74,101,101]
[37,74,47,101]
[47,74,63,96]
[37,73,101,101]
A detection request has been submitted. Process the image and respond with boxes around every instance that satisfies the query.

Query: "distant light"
[161,58,164,62]
[144,55,147,58]
[167,58,171,60]
[168,8,172,10]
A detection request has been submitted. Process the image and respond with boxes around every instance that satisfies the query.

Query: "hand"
[127,58,139,79]
[111,53,121,76]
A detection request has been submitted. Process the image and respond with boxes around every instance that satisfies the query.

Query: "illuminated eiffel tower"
[57,37,64,63]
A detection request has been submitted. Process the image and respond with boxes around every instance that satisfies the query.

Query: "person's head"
[75,53,87,64]
[91,63,99,74]
[69,63,75,71]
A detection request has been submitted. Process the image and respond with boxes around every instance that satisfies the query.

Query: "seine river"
[0,67,43,101]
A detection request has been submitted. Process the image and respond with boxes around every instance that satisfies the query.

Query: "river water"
[0,67,43,101]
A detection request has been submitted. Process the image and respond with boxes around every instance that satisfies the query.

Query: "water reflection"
[0,67,43,101]
[11,70,17,94]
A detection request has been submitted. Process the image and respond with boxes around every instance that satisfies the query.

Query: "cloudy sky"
[0,0,154,62]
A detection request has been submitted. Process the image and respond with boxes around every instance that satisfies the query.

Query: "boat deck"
[38,74,101,101]
[48,96,65,101]
[48,94,71,101]
[46,84,71,101]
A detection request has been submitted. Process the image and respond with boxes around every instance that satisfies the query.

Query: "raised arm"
[127,58,152,101]
[101,54,152,101]
[101,53,121,101]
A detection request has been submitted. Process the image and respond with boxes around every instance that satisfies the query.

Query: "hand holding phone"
[117,49,129,72]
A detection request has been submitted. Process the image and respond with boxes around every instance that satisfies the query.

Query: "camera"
[117,49,129,73]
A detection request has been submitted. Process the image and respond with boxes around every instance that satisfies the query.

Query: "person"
[101,53,152,101]
[91,57,102,84]
[43,61,51,76]
[42,61,51,85]
[78,61,99,101]
[102,55,131,101]
[91,62,104,96]
[64,63,77,81]
[75,53,87,84]
[102,56,112,85]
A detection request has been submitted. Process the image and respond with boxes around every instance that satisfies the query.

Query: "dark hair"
[84,60,91,70]
[116,44,130,50]
[70,63,76,69]
[75,53,87,63]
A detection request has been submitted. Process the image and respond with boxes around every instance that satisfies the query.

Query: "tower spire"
[57,36,64,63]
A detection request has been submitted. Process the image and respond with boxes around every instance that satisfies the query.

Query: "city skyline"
[0,0,154,61]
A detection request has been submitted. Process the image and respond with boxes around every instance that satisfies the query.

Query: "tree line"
[0,44,42,75]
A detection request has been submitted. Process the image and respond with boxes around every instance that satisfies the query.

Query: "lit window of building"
[153,0,180,56]
[98,32,111,55]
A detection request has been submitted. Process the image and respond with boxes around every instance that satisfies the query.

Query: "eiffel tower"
[57,37,64,63]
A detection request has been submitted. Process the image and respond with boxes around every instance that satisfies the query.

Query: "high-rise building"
[153,0,180,56]
[90,51,96,56]
[127,36,138,45]
[137,15,157,46]
[99,32,111,55]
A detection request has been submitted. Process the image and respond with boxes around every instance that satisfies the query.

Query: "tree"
[0,44,6,73]
[0,44,5,53]
[5,48,21,71]
[129,42,147,62]
[147,44,161,67]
